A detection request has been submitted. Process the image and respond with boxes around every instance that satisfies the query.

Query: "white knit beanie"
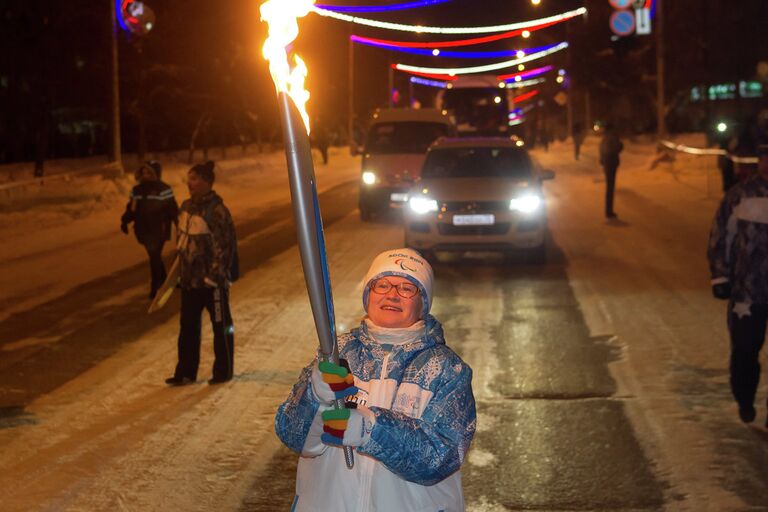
[362,248,434,318]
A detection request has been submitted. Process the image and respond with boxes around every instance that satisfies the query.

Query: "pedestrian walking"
[120,160,178,299]
[707,143,768,426]
[275,248,476,512]
[312,119,330,165]
[166,161,239,386]
[599,123,624,219]
[572,122,585,161]
[539,123,551,152]
[717,133,737,193]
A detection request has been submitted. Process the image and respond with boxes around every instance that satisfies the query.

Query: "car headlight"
[409,196,439,214]
[509,193,542,213]
[362,171,376,185]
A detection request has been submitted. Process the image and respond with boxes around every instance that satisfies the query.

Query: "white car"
[404,137,554,262]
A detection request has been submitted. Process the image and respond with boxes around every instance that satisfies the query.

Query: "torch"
[262,0,354,469]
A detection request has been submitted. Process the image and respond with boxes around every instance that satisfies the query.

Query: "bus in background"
[358,108,455,221]
[435,75,514,138]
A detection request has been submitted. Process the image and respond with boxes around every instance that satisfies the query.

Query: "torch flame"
[261,0,315,133]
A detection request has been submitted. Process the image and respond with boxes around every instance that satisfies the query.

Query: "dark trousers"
[175,287,235,381]
[143,240,166,297]
[728,303,768,408]
[603,165,618,216]
[720,160,736,192]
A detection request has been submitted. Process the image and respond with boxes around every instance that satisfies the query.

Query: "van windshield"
[422,147,533,179]
[366,122,451,154]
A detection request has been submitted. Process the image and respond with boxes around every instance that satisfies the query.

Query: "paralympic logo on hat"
[394,258,416,272]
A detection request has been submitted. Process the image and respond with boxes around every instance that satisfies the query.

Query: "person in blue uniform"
[708,143,768,425]
[275,248,476,512]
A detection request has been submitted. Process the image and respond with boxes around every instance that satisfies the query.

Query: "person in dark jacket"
[572,122,585,161]
[708,143,768,426]
[166,161,238,386]
[121,161,178,299]
[599,123,624,219]
[311,119,330,165]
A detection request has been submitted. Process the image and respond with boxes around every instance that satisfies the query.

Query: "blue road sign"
[610,10,636,36]
[609,0,632,8]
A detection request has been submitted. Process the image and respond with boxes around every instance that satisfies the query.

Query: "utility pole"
[348,35,356,153]
[655,0,666,140]
[565,22,573,140]
[585,90,591,131]
[110,0,124,174]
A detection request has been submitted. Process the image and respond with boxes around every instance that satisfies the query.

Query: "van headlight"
[409,196,439,214]
[509,193,542,213]
[362,171,377,185]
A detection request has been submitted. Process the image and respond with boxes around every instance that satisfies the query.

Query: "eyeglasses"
[369,279,420,299]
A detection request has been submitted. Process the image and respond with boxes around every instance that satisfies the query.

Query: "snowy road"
[1,138,767,511]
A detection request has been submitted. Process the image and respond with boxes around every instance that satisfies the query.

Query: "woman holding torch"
[275,248,476,512]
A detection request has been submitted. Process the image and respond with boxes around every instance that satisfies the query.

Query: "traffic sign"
[635,8,651,35]
[609,0,632,9]
[610,10,635,36]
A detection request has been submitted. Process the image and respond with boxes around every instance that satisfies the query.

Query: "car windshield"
[421,147,533,179]
[365,122,451,154]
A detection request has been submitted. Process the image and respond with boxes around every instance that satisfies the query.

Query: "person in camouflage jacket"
[166,161,237,386]
[707,143,768,425]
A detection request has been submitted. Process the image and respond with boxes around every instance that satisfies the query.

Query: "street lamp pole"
[110,0,123,174]
[655,0,666,140]
[348,34,356,152]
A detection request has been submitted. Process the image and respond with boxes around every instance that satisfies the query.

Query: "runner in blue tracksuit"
[275,249,476,512]
[708,143,768,425]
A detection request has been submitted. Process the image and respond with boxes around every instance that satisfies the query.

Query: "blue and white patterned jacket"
[275,315,476,512]
[708,175,768,304]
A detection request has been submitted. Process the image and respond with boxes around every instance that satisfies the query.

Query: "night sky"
[1,0,766,160]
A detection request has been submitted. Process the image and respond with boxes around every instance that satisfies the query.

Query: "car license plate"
[390,193,408,203]
[453,214,495,226]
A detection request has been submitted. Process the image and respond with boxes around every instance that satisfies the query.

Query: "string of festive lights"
[394,42,568,76]
[349,18,569,49]
[506,77,546,88]
[403,69,459,81]
[350,37,562,59]
[409,76,449,88]
[498,65,554,82]
[311,6,587,34]
[315,0,451,13]
[511,89,539,103]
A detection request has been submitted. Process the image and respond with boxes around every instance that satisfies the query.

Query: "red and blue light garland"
[351,38,564,59]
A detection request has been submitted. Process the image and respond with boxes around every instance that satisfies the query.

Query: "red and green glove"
[321,406,376,447]
[310,359,358,404]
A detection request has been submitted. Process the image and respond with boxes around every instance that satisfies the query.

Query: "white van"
[358,108,455,221]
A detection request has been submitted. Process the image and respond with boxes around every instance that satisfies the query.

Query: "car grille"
[442,201,509,213]
[437,223,511,236]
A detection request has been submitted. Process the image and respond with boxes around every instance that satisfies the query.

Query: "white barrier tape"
[659,140,759,164]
